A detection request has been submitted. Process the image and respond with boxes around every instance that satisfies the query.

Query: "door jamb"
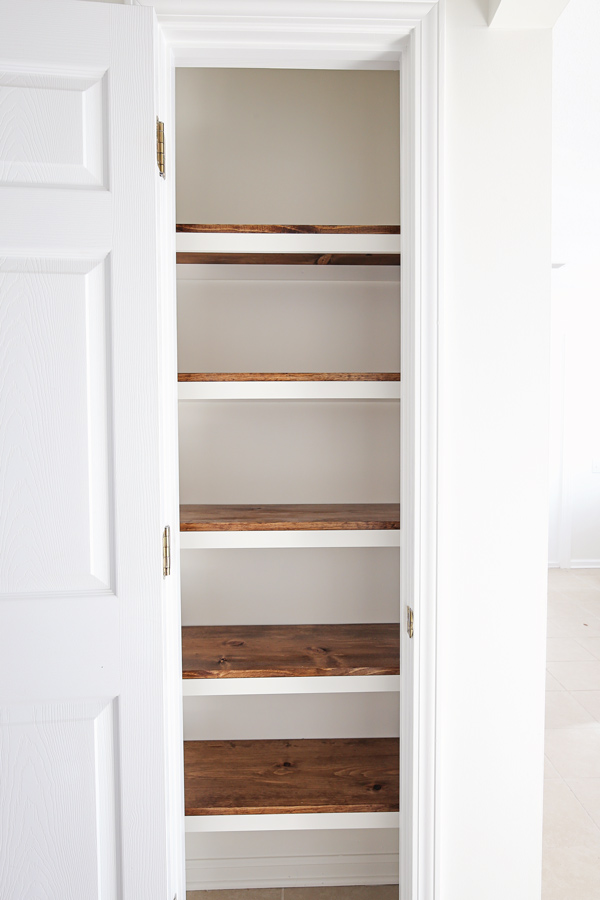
[154,4,442,897]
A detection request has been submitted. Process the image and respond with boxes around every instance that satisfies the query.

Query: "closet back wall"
[176,67,400,225]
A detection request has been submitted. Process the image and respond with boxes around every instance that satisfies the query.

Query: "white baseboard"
[571,560,600,569]
[186,853,399,890]
[548,561,559,568]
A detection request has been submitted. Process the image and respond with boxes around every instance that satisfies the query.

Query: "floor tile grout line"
[560,778,600,834]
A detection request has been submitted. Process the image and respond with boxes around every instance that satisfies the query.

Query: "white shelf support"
[176,233,401,254]
[179,530,401,550]
[182,675,400,696]
[178,382,401,401]
[185,812,400,833]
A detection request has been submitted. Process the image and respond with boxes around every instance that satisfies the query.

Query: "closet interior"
[175,67,402,890]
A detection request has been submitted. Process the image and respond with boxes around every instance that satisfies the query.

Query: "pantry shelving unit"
[177,223,401,838]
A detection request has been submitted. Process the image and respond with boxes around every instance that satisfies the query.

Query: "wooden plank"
[176,252,400,266]
[182,624,400,679]
[184,738,399,816]
[180,503,400,532]
[176,224,400,235]
[178,373,401,382]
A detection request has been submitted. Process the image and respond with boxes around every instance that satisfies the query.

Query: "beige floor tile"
[284,888,398,900]
[575,637,600,660]
[545,756,563,780]
[547,595,589,619]
[187,891,281,900]
[546,670,565,691]
[546,638,595,661]
[545,692,596,729]
[543,780,600,900]
[566,593,600,617]
[548,569,600,593]
[571,692,600,723]
[546,661,600,691]
[571,570,600,591]
[546,613,600,639]
[565,778,600,830]
[545,722,600,779]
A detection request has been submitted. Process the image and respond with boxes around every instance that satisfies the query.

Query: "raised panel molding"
[0,256,114,598]
[0,70,108,190]
[0,698,119,900]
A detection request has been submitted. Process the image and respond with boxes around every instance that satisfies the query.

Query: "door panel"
[0,70,107,189]
[0,700,118,900]
[0,256,112,597]
[0,3,182,898]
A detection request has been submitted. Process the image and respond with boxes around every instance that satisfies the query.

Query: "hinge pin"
[156,118,165,178]
[406,606,414,639]
[163,525,171,577]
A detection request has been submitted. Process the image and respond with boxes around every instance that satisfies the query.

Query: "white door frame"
[152,2,443,896]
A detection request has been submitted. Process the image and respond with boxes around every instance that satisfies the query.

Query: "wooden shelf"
[177,224,400,235]
[184,738,399,816]
[182,624,399,680]
[177,252,400,266]
[180,503,400,532]
[178,373,400,382]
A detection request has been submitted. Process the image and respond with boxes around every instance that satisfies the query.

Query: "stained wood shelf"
[182,623,399,680]
[176,224,400,234]
[177,252,400,266]
[178,373,400,382]
[184,738,399,816]
[180,503,400,532]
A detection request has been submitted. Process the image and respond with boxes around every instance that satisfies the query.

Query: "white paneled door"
[0,3,182,899]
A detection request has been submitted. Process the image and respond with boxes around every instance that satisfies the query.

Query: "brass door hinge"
[156,118,165,178]
[162,525,171,577]
[406,606,414,639]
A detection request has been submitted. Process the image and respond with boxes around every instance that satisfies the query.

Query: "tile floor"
[189,570,600,900]
[543,567,600,899]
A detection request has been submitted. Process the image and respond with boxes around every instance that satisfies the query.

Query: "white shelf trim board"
[182,674,400,696]
[178,382,401,401]
[176,233,401,253]
[185,812,400,832]
[179,530,401,549]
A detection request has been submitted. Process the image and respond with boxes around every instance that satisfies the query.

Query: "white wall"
[438,2,552,898]
[549,0,600,568]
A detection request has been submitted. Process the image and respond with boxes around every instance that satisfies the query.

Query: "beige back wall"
[175,67,400,225]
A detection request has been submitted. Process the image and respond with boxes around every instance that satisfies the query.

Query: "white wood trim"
[155,3,442,895]
[178,382,401,401]
[557,329,573,569]
[154,27,186,900]
[154,1,438,69]
[185,812,400,832]
[398,6,441,900]
[568,560,600,569]
[180,530,401,549]
[176,233,401,253]
[182,675,400,696]
[186,852,399,889]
